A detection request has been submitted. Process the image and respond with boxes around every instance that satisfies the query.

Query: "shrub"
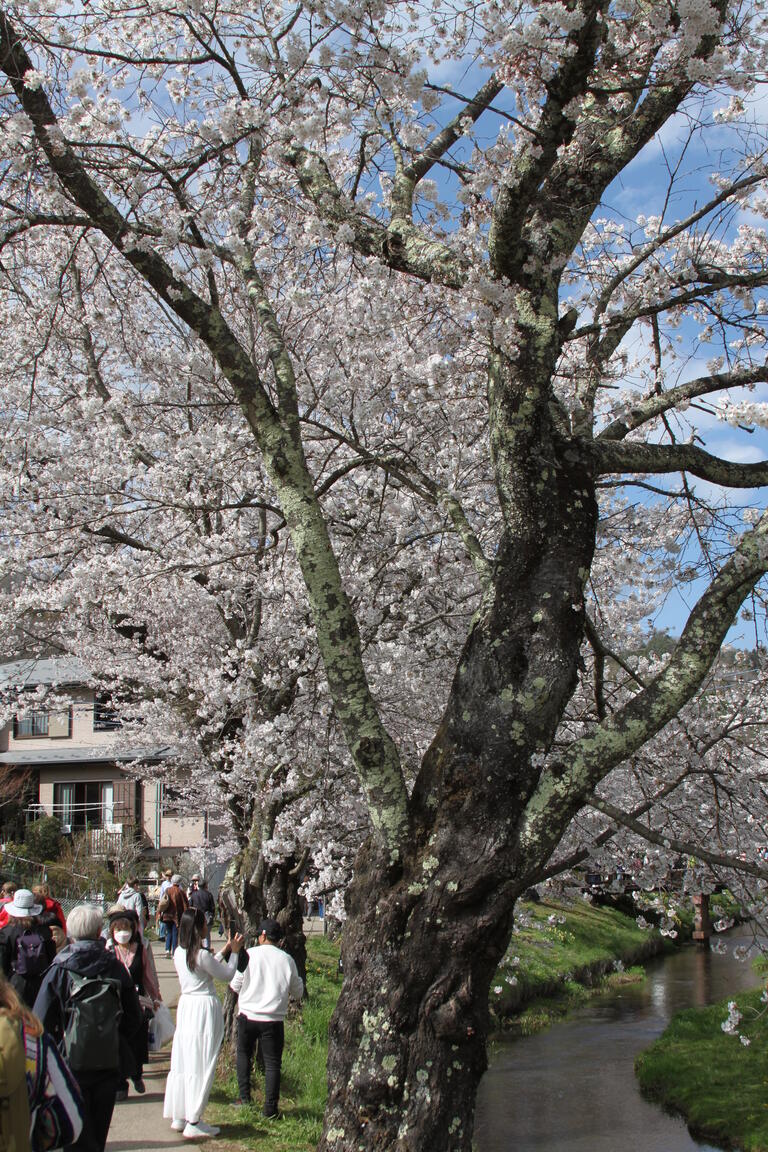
[24,816,65,863]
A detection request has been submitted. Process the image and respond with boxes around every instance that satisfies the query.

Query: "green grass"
[636,986,768,1151]
[201,900,662,1148]
[490,898,662,1030]
[207,937,342,1151]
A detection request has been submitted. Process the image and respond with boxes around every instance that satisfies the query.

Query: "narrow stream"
[474,935,760,1152]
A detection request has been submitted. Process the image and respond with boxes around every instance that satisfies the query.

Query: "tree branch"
[0,9,410,856]
[594,439,768,487]
[598,364,768,441]
[284,144,465,288]
[520,509,768,868]
[587,793,768,882]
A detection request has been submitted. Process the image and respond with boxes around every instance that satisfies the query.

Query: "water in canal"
[474,935,761,1152]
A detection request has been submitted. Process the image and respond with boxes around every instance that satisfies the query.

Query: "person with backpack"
[32,905,142,1152]
[0,974,84,1152]
[0,973,32,1152]
[0,890,56,1009]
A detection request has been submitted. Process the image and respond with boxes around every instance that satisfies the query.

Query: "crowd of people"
[0,875,305,1150]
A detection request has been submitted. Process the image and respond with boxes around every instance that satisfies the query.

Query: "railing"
[87,826,126,857]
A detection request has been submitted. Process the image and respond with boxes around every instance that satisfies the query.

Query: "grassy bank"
[636,984,768,1152]
[208,936,342,1152]
[490,897,664,1034]
[202,898,663,1149]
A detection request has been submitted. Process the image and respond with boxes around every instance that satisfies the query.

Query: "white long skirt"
[162,992,224,1125]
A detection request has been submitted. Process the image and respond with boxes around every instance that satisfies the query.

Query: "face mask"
[114,930,133,944]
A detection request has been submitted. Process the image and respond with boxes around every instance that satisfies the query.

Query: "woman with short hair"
[163,908,244,1140]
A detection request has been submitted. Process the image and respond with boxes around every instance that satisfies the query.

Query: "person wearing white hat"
[0,888,56,1007]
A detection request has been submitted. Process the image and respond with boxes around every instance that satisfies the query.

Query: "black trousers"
[236,1015,284,1116]
[67,1072,120,1152]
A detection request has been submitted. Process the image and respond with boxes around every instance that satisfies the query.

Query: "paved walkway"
[106,920,326,1149]
[106,943,189,1150]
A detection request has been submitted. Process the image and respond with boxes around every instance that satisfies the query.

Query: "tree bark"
[319,327,599,1151]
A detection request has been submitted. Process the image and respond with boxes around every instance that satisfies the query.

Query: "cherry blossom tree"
[3,0,768,1147]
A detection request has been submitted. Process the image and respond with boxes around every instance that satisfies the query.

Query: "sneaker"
[183,1123,208,1139]
[171,1120,185,1132]
[183,1122,220,1138]
[133,1078,146,1094]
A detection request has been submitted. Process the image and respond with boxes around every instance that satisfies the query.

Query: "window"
[13,707,72,739]
[53,781,113,830]
[93,695,121,731]
[14,710,49,738]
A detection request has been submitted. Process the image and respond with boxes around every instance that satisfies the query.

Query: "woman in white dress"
[163,908,244,1139]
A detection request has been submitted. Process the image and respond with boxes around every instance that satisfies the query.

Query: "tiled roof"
[0,746,171,765]
[0,657,90,688]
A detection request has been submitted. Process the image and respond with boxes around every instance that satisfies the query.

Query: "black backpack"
[15,929,48,978]
[62,971,123,1072]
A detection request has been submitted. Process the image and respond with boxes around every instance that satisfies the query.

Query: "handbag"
[149,1003,175,1050]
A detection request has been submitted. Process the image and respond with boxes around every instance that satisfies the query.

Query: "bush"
[24,816,64,863]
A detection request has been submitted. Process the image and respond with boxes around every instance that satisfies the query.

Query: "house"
[0,657,212,861]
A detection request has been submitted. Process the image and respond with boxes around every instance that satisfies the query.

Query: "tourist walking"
[105,906,161,1100]
[0,974,84,1151]
[0,889,57,1008]
[31,884,67,952]
[115,877,145,938]
[163,908,244,1140]
[188,879,216,949]
[230,917,304,1117]
[157,875,187,954]
[33,904,142,1152]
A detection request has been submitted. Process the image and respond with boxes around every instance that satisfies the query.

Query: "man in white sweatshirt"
[229,917,304,1117]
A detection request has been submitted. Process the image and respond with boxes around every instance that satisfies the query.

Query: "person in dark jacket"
[105,906,161,1100]
[188,879,216,949]
[0,888,56,1009]
[33,904,142,1152]
[159,875,188,954]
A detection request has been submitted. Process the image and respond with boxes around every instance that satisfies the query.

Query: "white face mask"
[114,930,133,945]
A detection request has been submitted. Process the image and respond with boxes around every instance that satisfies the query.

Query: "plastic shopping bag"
[148,1004,175,1050]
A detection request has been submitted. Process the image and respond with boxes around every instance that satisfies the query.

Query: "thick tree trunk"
[320,844,526,1151]
[219,839,307,982]
[319,333,599,1149]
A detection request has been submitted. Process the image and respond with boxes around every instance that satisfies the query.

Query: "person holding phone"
[163,909,244,1140]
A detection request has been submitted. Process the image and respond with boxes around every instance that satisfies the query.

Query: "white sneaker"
[183,1122,220,1139]
[171,1120,185,1132]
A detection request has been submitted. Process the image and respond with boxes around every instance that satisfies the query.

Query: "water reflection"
[474,937,759,1152]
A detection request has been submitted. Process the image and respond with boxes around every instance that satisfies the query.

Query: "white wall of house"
[0,668,213,858]
[2,688,115,752]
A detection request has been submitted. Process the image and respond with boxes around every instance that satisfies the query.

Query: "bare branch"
[598,364,768,441]
[595,439,768,487]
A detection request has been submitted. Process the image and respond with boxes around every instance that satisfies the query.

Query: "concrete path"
[105,921,326,1149]
[106,943,189,1151]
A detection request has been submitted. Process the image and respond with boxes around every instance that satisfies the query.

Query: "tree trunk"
[219,838,306,982]
[319,334,599,1150]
